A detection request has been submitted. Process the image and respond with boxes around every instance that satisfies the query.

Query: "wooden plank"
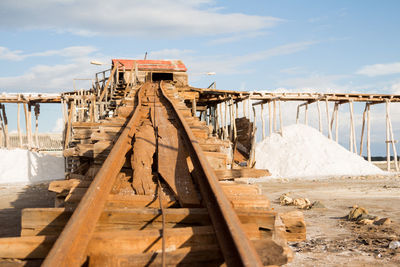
[0,235,56,259]
[21,208,278,237]
[0,230,289,266]
[86,224,260,256]
[156,104,200,207]
[228,195,270,210]
[21,208,211,236]
[221,184,261,196]
[214,168,270,180]
[71,121,125,128]
[88,245,223,266]
[131,123,157,195]
[48,179,91,193]
[106,194,177,209]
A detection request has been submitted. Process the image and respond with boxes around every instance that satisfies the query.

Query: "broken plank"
[214,168,270,180]
[156,104,200,207]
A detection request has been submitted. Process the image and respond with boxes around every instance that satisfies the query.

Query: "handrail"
[98,62,119,102]
[42,85,144,267]
[159,81,263,267]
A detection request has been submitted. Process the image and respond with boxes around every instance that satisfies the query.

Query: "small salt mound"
[255,124,384,178]
[0,149,64,184]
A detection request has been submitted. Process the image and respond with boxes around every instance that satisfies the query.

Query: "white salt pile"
[255,124,385,179]
[0,149,64,184]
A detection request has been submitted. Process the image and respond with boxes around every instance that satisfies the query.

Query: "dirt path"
[257,176,400,266]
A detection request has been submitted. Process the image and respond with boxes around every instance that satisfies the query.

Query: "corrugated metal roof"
[112,59,187,72]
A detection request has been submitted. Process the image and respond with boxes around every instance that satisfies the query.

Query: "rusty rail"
[42,85,144,267]
[159,81,263,266]
[43,81,262,266]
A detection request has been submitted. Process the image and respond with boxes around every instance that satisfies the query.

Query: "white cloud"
[207,31,268,45]
[0,0,281,37]
[356,62,400,77]
[0,47,25,61]
[0,46,98,61]
[0,46,102,92]
[177,41,317,76]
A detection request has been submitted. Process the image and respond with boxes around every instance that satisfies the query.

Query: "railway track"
[0,81,295,266]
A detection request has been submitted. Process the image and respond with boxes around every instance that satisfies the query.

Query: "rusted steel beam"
[42,85,144,267]
[160,81,262,267]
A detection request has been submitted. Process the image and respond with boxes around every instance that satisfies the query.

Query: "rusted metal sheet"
[112,59,187,72]
[42,85,144,267]
[159,81,263,266]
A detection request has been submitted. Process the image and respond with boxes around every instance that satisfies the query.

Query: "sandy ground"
[0,176,399,266]
[258,175,400,266]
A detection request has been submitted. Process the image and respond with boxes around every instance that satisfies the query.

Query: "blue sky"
[0,0,400,155]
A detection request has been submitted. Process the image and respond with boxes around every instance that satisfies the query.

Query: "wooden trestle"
[0,81,306,266]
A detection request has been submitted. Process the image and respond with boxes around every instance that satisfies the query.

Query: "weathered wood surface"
[215,168,270,180]
[21,207,280,236]
[131,122,157,195]
[0,224,259,259]
[155,102,200,207]
[279,211,307,241]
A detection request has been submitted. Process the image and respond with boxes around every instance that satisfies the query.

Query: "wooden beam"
[88,245,222,267]
[23,103,29,149]
[21,207,278,237]
[17,102,22,148]
[214,168,270,180]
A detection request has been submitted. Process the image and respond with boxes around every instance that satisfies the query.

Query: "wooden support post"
[367,104,371,162]
[335,104,339,143]
[23,103,29,149]
[296,105,300,124]
[247,98,251,120]
[34,104,40,148]
[17,102,23,148]
[229,99,233,140]
[325,99,332,139]
[252,106,256,130]
[243,98,247,118]
[268,101,272,135]
[0,104,5,148]
[28,103,33,149]
[191,98,196,117]
[235,102,239,118]
[279,101,283,134]
[64,102,74,150]
[261,104,265,140]
[330,103,339,142]
[359,104,367,156]
[317,100,322,133]
[1,104,9,148]
[215,104,219,135]
[273,100,277,132]
[219,103,223,138]
[386,100,399,171]
[386,100,391,171]
[232,99,237,140]
[224,100,228,140]
[349,101,357,154]
[304,103,308,125]
[388,114,399,171]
